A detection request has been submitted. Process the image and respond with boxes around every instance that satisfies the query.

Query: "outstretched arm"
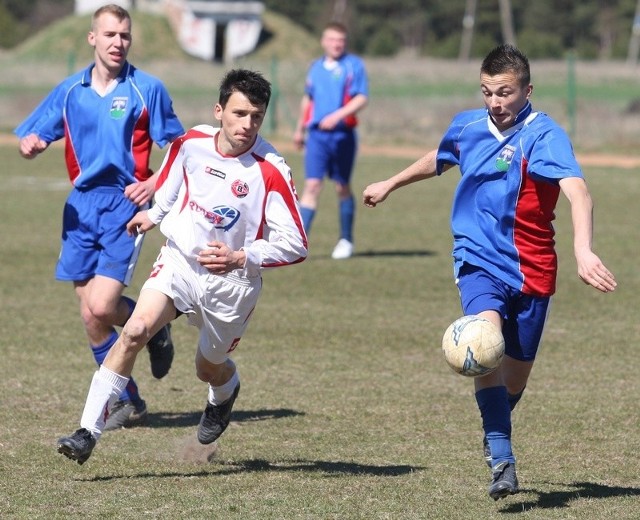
[363,149,444,207]
[559,176,616,293]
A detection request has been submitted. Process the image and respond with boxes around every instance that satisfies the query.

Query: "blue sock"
[91,331,119,366]
[300,206,315,234]
[90,330,142,405]
[339,195,355,242]
[475,386,515,465]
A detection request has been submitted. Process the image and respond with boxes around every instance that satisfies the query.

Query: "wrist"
[235,249,247,269]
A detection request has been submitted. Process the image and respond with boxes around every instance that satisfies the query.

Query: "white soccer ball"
[441,315,505,377]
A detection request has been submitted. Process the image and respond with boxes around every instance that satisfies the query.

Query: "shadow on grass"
[501,481,640,513]
[353,249,436,258]
[305,249,437,260]
[212,458,421,477]
[147,408,305,428]
[88,458,421,481]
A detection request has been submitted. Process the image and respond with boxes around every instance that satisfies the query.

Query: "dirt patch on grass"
[5,133,639,169]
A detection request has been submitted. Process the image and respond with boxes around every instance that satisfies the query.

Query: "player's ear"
[87,31,96,47]
[214,103,223,122]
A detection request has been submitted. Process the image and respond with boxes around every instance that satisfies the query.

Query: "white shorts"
[142,243,262,364]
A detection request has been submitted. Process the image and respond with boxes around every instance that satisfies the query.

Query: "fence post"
[566,50,576,138]
[268,56,279,135]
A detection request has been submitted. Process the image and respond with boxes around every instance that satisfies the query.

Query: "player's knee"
[79,305,100,330]
[121,316,150,349]
[303,179,323,197]
[86,299,118,324]
[335,183,351,198]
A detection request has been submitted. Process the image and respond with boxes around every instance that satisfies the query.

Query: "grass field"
[2,52,640,155]
[0,141,639,519]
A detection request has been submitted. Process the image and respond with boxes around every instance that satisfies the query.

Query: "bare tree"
[333,0,348,22]
[498,0,516,46]
[459,0,477,61]
[627,0,640,65]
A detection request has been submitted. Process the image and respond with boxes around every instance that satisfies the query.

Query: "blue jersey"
[436,102,583,297]
[303,53,368,130]
[14,62,184,190]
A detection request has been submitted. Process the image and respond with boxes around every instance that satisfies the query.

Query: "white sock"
[80,365,129,439]
[208,369,240,405]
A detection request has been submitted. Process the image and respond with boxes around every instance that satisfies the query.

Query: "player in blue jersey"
[293,21,369,259]
[363,44,616,501]
[15,4,185,430]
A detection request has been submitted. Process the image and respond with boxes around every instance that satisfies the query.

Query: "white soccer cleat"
[331,238,354,260]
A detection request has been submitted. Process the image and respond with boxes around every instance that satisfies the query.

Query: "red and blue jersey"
[14,62,184,190]
[436,102,583,297]
[303,53,368,130]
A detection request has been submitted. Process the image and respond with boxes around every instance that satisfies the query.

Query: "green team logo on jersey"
[496,144,516,172]
[110,97,128,119]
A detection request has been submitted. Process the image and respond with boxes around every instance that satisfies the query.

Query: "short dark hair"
[218,69,271,109]
[92,3,130,30]
[481,44,530,86]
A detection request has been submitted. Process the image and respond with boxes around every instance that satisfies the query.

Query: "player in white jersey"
[56,69,308,465]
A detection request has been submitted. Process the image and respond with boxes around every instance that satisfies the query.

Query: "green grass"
[0,144,639,519]
[8,9,320,65]
[11,11,194,63]
[369,79,640,102]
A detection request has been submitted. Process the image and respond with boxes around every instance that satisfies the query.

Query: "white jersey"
[148,125,308,277]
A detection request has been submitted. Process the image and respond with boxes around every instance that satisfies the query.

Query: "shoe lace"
[203,402,221,424]
[110,399,128,413]
[75,428,92,440]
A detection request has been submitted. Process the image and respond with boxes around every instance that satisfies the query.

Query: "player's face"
[321,29,347,60]
[88,13,132,74]
[480,72,532,131]
[214,91,266,156]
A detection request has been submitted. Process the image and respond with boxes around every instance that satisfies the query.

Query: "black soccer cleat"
[57,428,97,465]
[197,383,240,444]
[147,323,175,379]
[488,461,519,500]
[103,399,148,431]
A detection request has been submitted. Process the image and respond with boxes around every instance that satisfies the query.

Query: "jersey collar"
[81,62,131,86]
[512,100,532,125]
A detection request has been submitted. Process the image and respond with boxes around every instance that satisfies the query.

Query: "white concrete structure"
[75,0,264,62]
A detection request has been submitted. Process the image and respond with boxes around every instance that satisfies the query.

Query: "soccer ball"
[441,315,505,377]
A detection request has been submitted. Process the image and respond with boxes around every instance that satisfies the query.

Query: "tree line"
[265,0,640,60]
[0,0,73,48]
[1,0,639,60]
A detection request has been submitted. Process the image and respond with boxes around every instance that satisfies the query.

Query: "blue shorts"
[56,187,144,285]
[455,264,551,362]
[305,128,357,184]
